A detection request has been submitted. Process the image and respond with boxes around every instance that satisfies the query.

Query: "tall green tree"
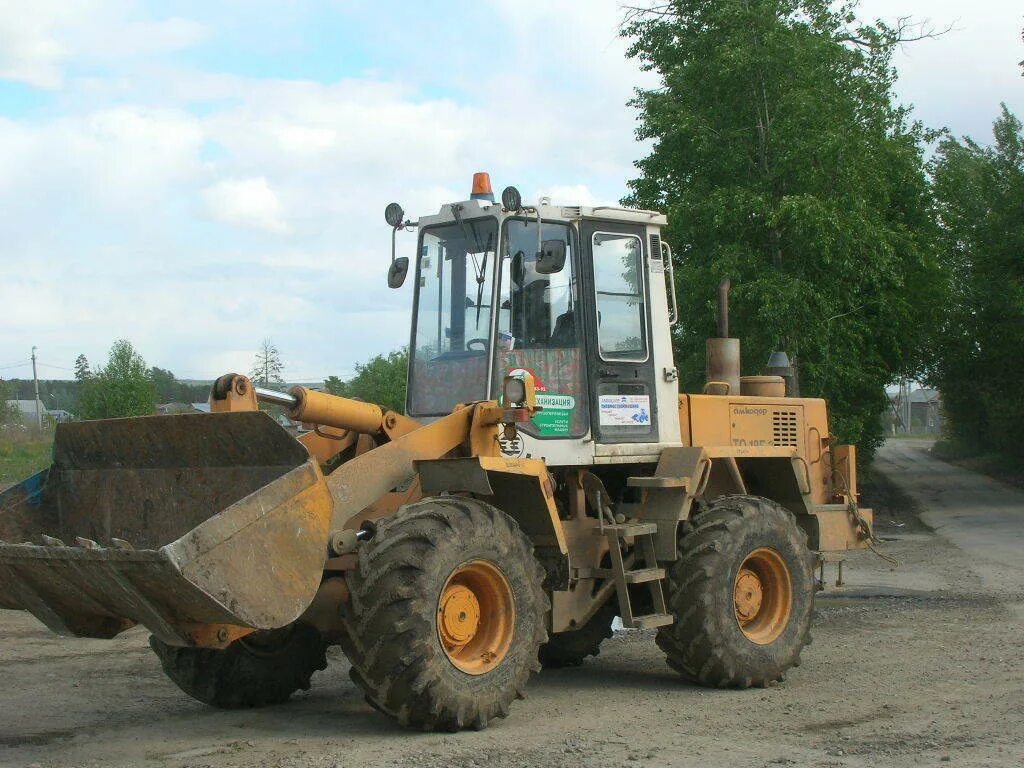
[77,340,157,419]
[149,366,178,403]
[325,349,408,413]
[74,354,92,381]
[622,0,945,453]
[930,105,1024,458]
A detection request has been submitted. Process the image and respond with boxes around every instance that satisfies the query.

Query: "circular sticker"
[498,434,524,456]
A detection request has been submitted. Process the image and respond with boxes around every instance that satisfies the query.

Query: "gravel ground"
[1,440,1022,768]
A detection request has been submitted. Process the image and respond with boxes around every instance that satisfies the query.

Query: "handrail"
[663,242,679,326]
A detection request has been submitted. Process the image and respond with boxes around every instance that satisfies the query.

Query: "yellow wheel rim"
[437,560,515,675]
[734,547,793,645]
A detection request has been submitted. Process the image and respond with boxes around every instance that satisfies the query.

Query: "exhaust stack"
[706,279,741,396]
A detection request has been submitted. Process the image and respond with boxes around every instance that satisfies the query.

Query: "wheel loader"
[0,172,873,731]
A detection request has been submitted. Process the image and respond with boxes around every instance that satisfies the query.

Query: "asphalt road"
[875,439,1024,596]
[1,439,1022,767]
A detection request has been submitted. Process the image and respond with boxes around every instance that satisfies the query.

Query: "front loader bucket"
[0,412,334,646]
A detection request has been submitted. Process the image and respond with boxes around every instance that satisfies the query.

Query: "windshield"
[408,217,498,415]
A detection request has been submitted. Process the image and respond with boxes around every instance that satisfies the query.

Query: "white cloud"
[0,3,69,88]
[0,1,207,89]
[0,106,203,218]
[538,185,613,206]
[202,177,291,234]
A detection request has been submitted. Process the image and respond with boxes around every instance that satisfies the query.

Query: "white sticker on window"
[598,395,652,426]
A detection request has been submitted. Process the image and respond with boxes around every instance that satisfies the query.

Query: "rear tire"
[657,495,814,688]
[338,497,547,731]
[539,599,616,668]
[150,623,327,708]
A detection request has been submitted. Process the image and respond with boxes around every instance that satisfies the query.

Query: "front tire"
[150,623,327,708]
[657,495,814,688]
[338,497,547,731]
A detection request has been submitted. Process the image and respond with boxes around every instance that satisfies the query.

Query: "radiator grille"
[772,410,799,447]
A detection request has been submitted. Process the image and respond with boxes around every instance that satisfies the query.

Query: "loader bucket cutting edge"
[0,412,334,646]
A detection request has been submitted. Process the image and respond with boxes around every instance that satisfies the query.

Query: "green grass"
[887,431,939,440]
[0,429,54,487]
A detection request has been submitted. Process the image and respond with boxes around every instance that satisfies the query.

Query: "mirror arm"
[537,205,542,260]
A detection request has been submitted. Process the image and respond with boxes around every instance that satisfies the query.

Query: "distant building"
[4,400,75,426]
[887,387,943,434]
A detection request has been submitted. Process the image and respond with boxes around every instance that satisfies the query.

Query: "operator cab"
[386,172,680,465]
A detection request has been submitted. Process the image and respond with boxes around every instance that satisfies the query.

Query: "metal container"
[740,376,787,398]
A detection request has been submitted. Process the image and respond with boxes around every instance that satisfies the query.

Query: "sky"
[0,1,1021,385]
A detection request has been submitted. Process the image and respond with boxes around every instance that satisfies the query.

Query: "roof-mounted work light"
[501,185,522,211]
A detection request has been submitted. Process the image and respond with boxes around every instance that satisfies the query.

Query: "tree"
[74,354,92,381]
[251,339,285,387]
[147,367,209,404]
[77,340,157,419]
[149,366,176,402]
[323,376,346,396]
[0,379,17,426]
[325,349,408,413]
[621,0,945,454]
[930,105,1024,458]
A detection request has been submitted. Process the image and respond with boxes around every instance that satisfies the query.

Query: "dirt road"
[2,440,1023,767]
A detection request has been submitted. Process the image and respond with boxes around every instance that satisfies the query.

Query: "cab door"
[580,220,659,443]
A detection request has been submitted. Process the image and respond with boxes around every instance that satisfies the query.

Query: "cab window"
[592,232,647,362]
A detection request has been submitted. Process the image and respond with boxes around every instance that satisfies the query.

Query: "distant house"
[47,409,74,423]
[887,387,943,434]
[4,400,75,425]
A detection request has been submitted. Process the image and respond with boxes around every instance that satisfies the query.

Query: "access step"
[627,476,689,489]
[629,613,675,630]
[595,522,658,538]
[578,566,666,584]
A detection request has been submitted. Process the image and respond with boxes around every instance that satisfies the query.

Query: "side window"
[495,220,588,438]
[592,233,647,361]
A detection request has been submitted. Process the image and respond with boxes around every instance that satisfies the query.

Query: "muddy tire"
[150,623,327,708]
[338,496,547,731]
[539,599,616,668]
[657,495,814,688]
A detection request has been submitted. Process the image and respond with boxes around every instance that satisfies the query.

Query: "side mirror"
[387,257,409,288]
[535,239,567,274]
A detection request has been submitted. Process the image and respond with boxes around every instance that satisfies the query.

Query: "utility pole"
[31,346,42,430]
